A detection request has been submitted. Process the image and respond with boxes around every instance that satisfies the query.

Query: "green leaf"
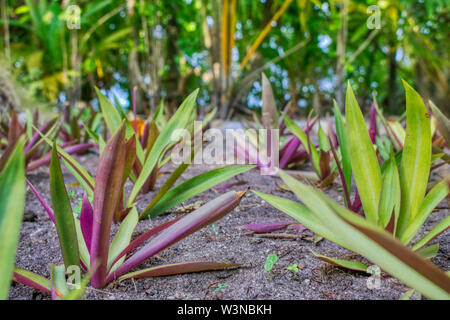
[345,82,382,223]
[128,89,199,205]
[311,251,368,273]
[399,289,418,300]
[401,178,449,244]
[143,165,254,219]
[95,87,122,134]
[50,141,80,269]
[378,153,400,230]
[0,139,25,300]
[416,243,439,260]
[50,265,69,299]
[412,216,450,251]
[429,100,450,145]
[140,145,200,218]
[108,208,138,273]
[32,125,95,197]
[397,81,432,238]
[12,268,51,294]
[74,219,90,269]
[318,123,330,152]
[63,272,91,300]
[264,254,278,270]
[252,188,351,251]
[333,101,352,196]
[282,175,450,299]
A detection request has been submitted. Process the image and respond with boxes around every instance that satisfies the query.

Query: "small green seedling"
[264,254,278,281]
[211,224,218,234]
[68,190,75,198]
[214,283,228,293]
[287,264,299,273]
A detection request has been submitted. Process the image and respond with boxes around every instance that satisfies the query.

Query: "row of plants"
[0,77,449,299]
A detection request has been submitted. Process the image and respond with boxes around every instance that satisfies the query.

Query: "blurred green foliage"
[0,0,448,117]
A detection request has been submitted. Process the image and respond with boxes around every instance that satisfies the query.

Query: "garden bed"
[9,152,449,300]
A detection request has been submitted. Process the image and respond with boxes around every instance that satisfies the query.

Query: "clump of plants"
[234,74,318,174]
[91,89,251,221]
[0,110,94,173]
[255,81,450,299]
[13,90,253,298]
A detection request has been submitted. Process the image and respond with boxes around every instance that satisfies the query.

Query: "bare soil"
[8,152,449,300]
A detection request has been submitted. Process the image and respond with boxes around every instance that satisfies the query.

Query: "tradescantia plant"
[282,113,337,187]
[31,90,252,222]
[0,139,26,300]
[255,81,450,299]
[92,88,250,221]
[14,124,248,296]
[235,73,318,173]
[0,110,94,173]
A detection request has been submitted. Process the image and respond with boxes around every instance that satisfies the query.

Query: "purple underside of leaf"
[90,124,127,289]
[289,149,308,163]
[26,143,95,171]
[13,272,51,295]
[80,192,94,253]
[239,221,295,233]
[279,138,300,169]
[107,190,245,283]
[141,122,149,147]
[26,178,55,223]
[119,261,240,281]
[213,180,247,191]
[290,224,308,231]
[350,191,363,215]
[279,136,296,158]
[106,216,183,274]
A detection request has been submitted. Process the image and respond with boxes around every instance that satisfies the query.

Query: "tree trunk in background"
[128,3,144,113]
[386,38,398,114]
[222,0,273,119]
[312,81,321,115]
[164,2,182,115]
[335,0,348,110]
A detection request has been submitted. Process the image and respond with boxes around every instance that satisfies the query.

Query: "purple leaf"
[26,178,55,223]
[107,190,246,283]
[239,221,294,233]
[13,269,51,295]
[80,193,94,253]
[290,224,308,232]
[107,216,184,274]
[212,179,247,191]
[119,261,240,281]
[279,138,301,169]
[26,143,95,171]
[90,123,127,289]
